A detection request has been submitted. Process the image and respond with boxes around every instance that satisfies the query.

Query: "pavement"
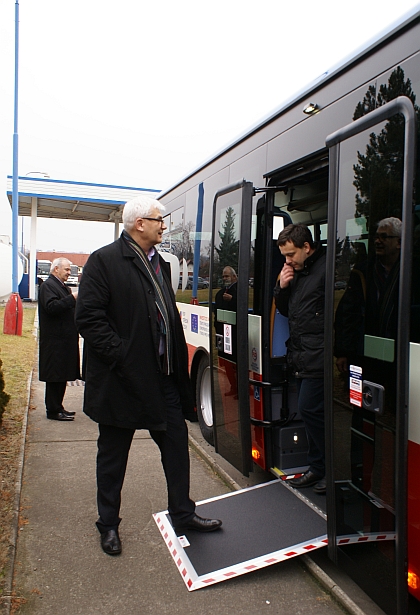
[2,366,387,615]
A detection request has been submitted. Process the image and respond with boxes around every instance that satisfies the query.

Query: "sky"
[0,0,420,254]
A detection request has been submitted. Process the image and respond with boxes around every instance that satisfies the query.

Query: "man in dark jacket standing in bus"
[274,224,326,494]
[75,196,222,556]
[38,258,80,421]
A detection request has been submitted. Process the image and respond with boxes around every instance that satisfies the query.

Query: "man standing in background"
[38,258,80,421]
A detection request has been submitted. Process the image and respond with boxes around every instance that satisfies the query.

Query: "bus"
[66,264,79,287]
[157,8,420,614]
[36,260,51,283]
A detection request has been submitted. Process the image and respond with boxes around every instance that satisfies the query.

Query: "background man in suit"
[38,258,80,421]
[75,196,222,556]
[214,266,238,396]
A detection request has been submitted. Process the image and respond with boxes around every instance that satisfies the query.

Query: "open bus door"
[209,180,254,476]
[325,96,417,615]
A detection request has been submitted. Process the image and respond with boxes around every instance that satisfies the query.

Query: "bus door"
[249,192,302,473]
[325,97,416,615]
[253,157,329,476]
[210,180,254,475]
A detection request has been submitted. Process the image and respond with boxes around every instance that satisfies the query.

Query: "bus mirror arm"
[254,186,288,194]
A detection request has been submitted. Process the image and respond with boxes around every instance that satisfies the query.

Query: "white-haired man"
[76,196,222,556]
[38,258,80,421]
[335,216,402,373]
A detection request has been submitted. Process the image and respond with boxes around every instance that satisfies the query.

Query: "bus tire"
[196,356,214,445]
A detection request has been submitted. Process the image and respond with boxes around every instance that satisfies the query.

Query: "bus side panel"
[408,439,420,600]
[177,303,210,360]
[408,342,420,599]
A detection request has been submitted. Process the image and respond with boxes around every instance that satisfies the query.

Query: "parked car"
[186,276,209,290]
[334,280,347,290]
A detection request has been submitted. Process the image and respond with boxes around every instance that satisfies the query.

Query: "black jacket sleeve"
[39,278,76,314]
[273,281,291,317]
[75,251,124,366]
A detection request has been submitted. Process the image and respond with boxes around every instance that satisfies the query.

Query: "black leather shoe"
[100,529,122,555]
[46,412,74,421]
[62,409,75,417]
[175,514,222,533]
[313,477,327,494]
[288,470,322,489]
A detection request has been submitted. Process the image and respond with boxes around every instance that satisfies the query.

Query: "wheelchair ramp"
[153,479,327,591]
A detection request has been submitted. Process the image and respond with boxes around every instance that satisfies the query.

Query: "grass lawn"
[0,304,37,598]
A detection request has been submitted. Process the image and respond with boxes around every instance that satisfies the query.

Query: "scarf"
[122,231,172,375]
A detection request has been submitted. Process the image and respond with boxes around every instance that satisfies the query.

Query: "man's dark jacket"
[75,235,195,431]
[273,246,326,378]
[38,274,80,382]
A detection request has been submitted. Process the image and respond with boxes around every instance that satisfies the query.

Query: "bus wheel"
[196,357,214,445]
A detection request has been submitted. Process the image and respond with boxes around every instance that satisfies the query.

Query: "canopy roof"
[6,176,160,223]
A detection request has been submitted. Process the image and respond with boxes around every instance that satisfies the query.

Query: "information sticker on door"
[224,324,232,354]
[349,365,362,407]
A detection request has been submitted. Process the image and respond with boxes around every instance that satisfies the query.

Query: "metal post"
[12,0,19,293]
[30,197,38,300]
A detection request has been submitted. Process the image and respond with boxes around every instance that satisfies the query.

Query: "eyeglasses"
[142,217,165,225]
[374,233,399,240]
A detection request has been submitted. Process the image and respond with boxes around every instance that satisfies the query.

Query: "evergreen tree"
[214,207,239,279]
[352,67,420,227]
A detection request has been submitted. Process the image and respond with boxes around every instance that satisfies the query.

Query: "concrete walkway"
[8,372,385,615]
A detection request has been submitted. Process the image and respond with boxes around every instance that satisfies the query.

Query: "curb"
[1,368,34,615]
[188,431,368,615]
[300,555,368,615]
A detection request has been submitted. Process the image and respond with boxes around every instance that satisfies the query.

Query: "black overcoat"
[38,275,80,382]
[75,235,195,431]
[273,246,326,378]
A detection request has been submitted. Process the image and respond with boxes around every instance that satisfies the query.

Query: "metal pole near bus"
[3,0,23,336]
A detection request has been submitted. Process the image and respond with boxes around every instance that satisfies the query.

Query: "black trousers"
[96,374,195,533]
[45,381,67,414]
[296,377,325,477]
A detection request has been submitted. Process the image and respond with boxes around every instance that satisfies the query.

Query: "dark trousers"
[45,381,67,414]
[96,375,195,533]
[297,378,325,477]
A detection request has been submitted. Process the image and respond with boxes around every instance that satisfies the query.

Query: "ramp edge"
[153,509,328,592]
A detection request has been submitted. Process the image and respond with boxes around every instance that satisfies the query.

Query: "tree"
[352,67,420,228]
[214,206,239,279]
[168,221,195,263]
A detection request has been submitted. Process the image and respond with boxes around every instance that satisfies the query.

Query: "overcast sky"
[0,0,419,253]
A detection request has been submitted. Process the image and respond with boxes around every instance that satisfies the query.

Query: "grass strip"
[0,305,37,600]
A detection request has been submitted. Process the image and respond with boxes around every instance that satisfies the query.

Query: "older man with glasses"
[335,216,402,374]
[76,196,222,556]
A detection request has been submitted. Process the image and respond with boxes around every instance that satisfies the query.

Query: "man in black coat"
[38,258,80,421]
[75,196,222,556]
[214,266,238,394]
[274,224,326,494]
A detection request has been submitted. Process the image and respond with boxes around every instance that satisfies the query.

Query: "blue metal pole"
[192,182,204,299]
[12,0,19,293]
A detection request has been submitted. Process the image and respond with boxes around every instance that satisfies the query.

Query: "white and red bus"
[158,8,420,613]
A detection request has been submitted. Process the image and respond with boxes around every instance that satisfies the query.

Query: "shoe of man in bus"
[313,477,326,494]
[288,470,322,489]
